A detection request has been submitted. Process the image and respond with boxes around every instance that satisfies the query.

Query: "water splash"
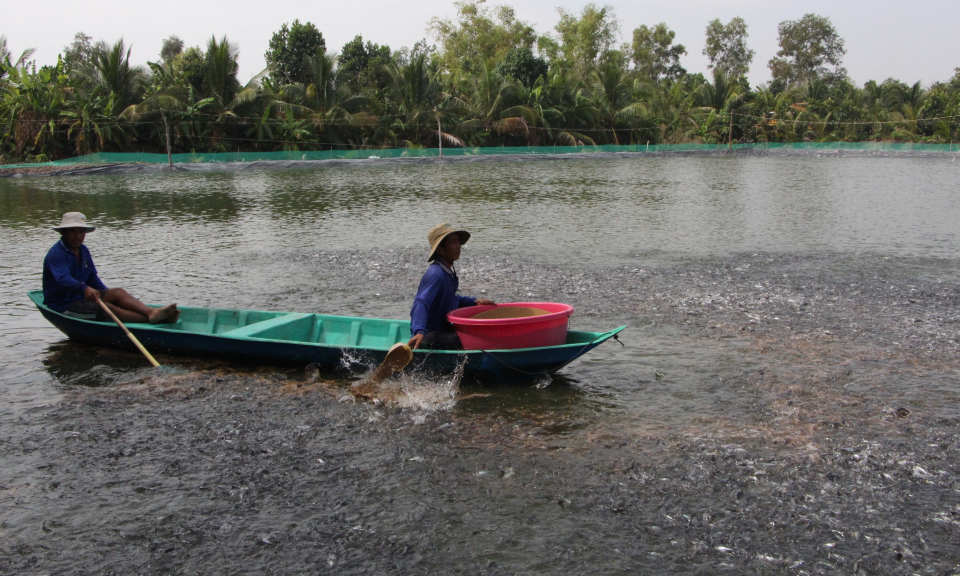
[353,356,467,414]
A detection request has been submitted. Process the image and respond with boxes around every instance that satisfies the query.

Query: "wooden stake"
[161,110,172,167]
[435,107,442,159]
[728,112,734,151]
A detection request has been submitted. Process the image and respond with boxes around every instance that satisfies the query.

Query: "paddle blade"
[370,343,413,382]
[352,343,414,398]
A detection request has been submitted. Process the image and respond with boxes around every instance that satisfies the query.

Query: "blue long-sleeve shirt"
[43,240,108,312]
[410,261,476,335]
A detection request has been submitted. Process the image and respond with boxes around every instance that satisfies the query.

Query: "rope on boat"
[479,337,612,377]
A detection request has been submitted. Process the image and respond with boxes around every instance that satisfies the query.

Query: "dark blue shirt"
[410,261,476,335]
[43,240,108,312]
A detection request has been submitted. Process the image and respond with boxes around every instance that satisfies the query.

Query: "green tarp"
[3,141,958,169]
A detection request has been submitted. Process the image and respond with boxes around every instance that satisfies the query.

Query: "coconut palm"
[120,62,189,119]
[648,81,695,144]
[277,48,374,148]
[382,54,450,146]
[589,59,647,144]
[453,61,530,146]
[804,78,830,103]
[699,70,743,114]
[0,35,36,82]
[746,86,784,142]
[697,70,753,144]
[532,68,598,146]
[202,36,240,110]
[886,80,926,111]
[69,39,147,116]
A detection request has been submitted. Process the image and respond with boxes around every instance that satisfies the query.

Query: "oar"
[351,342,413,398]
[98,300,161,367]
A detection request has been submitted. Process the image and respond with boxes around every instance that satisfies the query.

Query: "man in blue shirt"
[43,212,180,324]
[408,223,495,350]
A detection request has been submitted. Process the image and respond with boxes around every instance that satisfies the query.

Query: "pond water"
[2,155,960,574]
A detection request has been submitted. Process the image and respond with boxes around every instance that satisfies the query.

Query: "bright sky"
[4,0,959,88]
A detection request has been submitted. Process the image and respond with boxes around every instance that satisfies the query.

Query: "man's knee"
[103,288,129,301]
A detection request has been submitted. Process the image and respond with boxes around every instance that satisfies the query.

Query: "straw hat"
[427,222,470,261]
[53,212,96,233]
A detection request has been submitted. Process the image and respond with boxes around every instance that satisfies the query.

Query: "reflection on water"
[0,175,242,227]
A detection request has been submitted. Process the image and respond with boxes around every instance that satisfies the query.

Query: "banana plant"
[0,59,72,158]
[273,106,315,150]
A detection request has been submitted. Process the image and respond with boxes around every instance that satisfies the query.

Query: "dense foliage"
[2,4,959,163]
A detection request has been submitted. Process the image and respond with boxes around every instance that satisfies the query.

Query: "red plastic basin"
[447,302,574,350]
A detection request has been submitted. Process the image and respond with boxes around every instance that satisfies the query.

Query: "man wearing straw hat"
[408,223,495,350]
[43,212,180,324]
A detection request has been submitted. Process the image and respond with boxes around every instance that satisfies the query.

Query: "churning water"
[2,155,960,574]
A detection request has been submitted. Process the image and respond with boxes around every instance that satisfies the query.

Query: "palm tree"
[453,62,529,146]
[203,36,241,110]
[649,81,695,144]
[884,81,927,140]
[276,48,374,149]
[804,78,829,103]
[697,70,751,145]
[699,70,742,114]
[535,68,598,146]
[383,54,447,146]
[747,86,784,142]
[886,80,926,111]
[0,35,36,84]
[72,39,147,116]
[589,59,647,145]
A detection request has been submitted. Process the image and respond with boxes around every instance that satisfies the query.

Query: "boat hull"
[30,291,624,382]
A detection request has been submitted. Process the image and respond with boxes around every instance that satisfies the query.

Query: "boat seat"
[219,313,311,338]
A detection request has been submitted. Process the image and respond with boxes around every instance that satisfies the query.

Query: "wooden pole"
[435,107,442,159]
[161,109,172,167]
[728,112,734,151]
[98,300,160,367]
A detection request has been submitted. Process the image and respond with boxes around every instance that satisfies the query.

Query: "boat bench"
[220,312,405,348]
[220,313,311,340]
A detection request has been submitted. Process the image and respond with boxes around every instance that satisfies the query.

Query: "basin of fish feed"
[447,302,574,350]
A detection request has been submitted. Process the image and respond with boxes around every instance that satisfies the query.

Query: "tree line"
[2,2,959,163]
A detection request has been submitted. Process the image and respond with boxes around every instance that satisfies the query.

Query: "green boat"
[30,290,625,382]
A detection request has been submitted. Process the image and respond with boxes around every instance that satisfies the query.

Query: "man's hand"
[408,333,425,349]
[84,286,101,303]
[476,298,496,306]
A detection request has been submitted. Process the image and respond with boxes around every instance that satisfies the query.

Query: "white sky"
[4,0,959,88]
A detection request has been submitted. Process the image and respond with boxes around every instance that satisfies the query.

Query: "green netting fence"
[3,141,958,169]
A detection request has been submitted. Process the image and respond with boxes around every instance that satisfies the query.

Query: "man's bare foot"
[148,303,179,324]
